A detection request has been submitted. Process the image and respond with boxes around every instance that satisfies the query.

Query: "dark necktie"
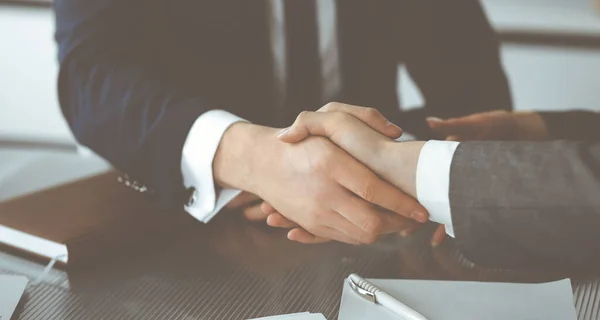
[280,0,322,126]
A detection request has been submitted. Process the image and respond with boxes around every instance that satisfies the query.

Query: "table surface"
[2,213,600,320]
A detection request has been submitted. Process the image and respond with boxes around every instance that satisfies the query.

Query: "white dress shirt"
[416,140,460,237]
[178,1,461,236]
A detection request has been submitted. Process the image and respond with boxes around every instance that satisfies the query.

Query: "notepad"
[249,312,326,320]
[339,278,577,320]
[0,275,28,320]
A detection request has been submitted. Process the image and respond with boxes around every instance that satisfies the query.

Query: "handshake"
[215,103,547,247]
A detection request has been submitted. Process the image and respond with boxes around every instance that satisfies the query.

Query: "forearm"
[371,141,425,198]
[56,0,214,208]
[213,122,259,191]
[450,141,600,270]
[59,54,211,208]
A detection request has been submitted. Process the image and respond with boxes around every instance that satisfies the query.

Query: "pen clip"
[348,276,376,303]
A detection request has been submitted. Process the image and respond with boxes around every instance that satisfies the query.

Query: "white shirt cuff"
[416,140,460,237]
[181,110,248,223]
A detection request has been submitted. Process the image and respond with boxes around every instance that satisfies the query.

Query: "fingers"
[319,102,402,138]
[243,204,269,221]
[287,228,338,245]
[333,193,418,236]
[266,213,297,228]
[276,112,313,143]
[378,207,421,234]
[279,112,388,171]
[268,206,418,243]
[226,192,261,209]
[278,107,401,144]
[399,225,419,237]
[376,210,421,236]
[263,203,373,245]
[426,116,478,138]
[431,224,447,247]
[382,216,419,235]
[267,211,361,245]
[331,193,384,237]
[261,201,276,215]
[333,159,429,223]
[446,135,461,141]
[278,110,368,143]
[319,209,380,244]
[265,202,370,244]
[262,203,297,227]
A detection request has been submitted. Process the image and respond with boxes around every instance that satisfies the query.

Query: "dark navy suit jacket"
[54,0,511,209]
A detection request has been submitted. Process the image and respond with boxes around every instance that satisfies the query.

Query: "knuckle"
[358,181,377,202]
[306,210,325,227]
[331,111,350,123]
[312,210,326,220]
[362,107,382,120]
[321,101,339,112]
[296,110,311,123]
[360,232,379,245]
[362,216,383,235]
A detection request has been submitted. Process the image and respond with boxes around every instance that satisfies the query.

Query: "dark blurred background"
[2,0,600,199]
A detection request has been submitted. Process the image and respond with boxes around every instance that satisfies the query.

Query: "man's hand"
[277,107,423,197]
[213,103,428,245]
[427,110,548,141]
[225,192,269,221]
[272,105,448,246]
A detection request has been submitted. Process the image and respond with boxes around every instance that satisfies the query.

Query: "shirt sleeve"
[181,110,248,223]
[416,140,460,237]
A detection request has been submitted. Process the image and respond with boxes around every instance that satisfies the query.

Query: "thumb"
[277,111,339,143]
[276,125,311,143]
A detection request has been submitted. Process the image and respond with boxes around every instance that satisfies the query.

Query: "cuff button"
[186,187,197,206]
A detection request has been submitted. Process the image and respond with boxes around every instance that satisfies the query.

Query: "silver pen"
[347,273,429,320]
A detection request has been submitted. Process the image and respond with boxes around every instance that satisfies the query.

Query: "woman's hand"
[426,110,548,141]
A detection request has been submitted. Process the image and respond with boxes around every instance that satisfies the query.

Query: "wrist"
[377,141,425,198]
[213,122,278,192]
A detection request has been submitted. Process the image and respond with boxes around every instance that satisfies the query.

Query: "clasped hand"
[238,106,546,246]
[267,103,433,244]
[224,102,429,245]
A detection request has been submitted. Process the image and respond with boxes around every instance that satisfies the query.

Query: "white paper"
[0,275,28,320]
[248,312,326,320]
[339,278,577,320]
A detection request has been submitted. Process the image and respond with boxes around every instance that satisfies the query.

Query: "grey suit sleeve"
[449,141,600,271]
[539,111,600,141]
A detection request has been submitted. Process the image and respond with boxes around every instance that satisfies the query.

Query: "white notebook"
[0,275,28,320]
[249,312,326,320]
[339,278,577,320]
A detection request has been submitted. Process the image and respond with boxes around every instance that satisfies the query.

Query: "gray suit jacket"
[449,110,600,272]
